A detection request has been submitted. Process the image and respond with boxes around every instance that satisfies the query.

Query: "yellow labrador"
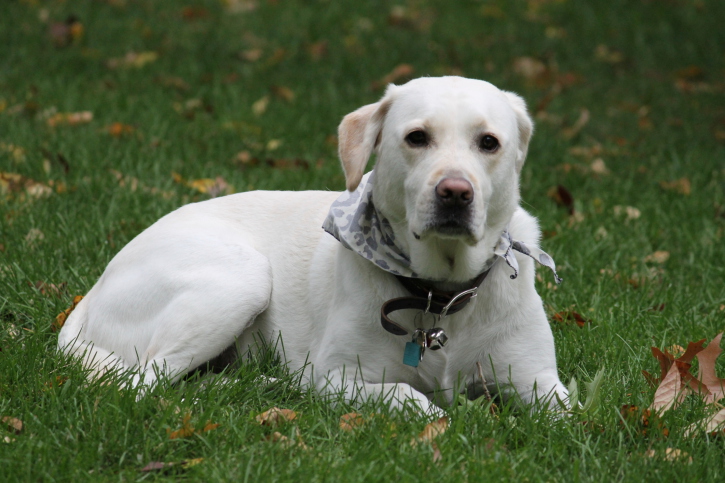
[59,76,568,413]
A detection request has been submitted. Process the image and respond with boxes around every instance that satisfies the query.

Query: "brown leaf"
[265,428,309,450]
[239,48,263,62]
[551,311,589,328]
[105,123,135,137]
[140,458,204,473]
[2,417,23,434]
[512,57,547,82]
[271,85,295,102]
[46,111,93,127]
[49,16,83,47]
[684,407,725,437]
[547,185,574,215]
[432,442,442,463]
[645,448,692,463]
[168,413,195,440]
[659,178,691,196]
[562,109,590,139]
[339,413,365,432]
[411,417,448,446]
[256,407,297,427]
[620,405,668,436]
[644,251,670,264]
[371,64,415,90]
[696,333,725,403]
[306,41,328,61]
[172,173,234,197]
[53,295,84,332]
[107,51,158,69]
[1,172,53,200]
[650,363,687,414]
[32,280,68,297]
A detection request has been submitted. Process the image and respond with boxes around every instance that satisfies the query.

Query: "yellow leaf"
[255,407,297,427]
[411,416,448,446]
[252,95,269,116]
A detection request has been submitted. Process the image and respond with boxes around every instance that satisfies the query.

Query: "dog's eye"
[405,130,429,147]
[479,135,499,152]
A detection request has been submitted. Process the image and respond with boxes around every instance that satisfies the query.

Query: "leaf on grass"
[684,407,725,437]
[2,417,23,434]
[1,172,53,201]
[339,413,365,432]
[239,48,263,62]
[594,44,624,64]
[644,448,692,463]
[53,295,84,332]
[650,362,689,414]
[105,123,135,137]
[171,173,234,198]
[271,85,295,102]
[547,185,574,215]
[644,251,670,264]
[46,111,93,127]
[659,178,691,196]
[306,41,328,61]
[265,428,309,450]
[562,109,590,139]
[107,51,158,69]
[411,417,448,446]
[31,281,68,297]
[49,16,84,47]
[168,413,219,440]
[512,57,547,83]
[371,64,414,91]
[256,407,297,427]
[551,310,589,328]
[252,95,270,116]
[613,205,641,220]
[620,405,668,436]
[696,333,725,403]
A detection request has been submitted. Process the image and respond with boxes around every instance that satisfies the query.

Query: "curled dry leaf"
[562,109,590,139]
[168,413,220,440]
[265,428,309,450]
[650,363,687,414]
[339,413,365,432]
[32,280,68,297]
[53,295,84,332]
[171,173,234,198]
[547,185,574,214]
[105,123,135,137]
[613,205,641,220]
[2,416,23,434]
[256,407,297,427]
[271,85,295,102]
[411,416,448,446]
[551,310,589,328]
[1,172,53,201]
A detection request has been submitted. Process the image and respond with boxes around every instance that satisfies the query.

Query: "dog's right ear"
[338,91,394,191]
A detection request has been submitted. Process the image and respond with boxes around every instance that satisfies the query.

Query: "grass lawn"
[2,0,725,480]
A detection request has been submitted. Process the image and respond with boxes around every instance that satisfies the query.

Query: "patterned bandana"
[322,171,562,284]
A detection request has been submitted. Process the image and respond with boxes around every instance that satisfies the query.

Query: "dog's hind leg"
[59,233,273,389]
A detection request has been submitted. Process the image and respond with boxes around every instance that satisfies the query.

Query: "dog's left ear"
[503,91,534,174]
[338,87,395,191]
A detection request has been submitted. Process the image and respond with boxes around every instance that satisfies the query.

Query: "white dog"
[59,76,568,414]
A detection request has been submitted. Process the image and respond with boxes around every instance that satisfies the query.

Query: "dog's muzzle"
[429,177,474,237]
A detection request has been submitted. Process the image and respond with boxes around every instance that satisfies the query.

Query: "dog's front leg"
[315,368,444,417]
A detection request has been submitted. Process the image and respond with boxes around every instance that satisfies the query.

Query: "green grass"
[2,0,725,480]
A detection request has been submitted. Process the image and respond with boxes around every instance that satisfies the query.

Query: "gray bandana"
[322,171,562,283]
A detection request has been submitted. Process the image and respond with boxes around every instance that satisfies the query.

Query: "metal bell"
[426,328,448,350]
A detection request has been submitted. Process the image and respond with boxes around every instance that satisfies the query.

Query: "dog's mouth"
[417,218,476,242]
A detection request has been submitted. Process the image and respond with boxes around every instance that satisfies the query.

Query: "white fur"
[59,77,567,413]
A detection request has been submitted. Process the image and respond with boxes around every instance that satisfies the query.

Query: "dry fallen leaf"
[650,363,687,413]
[1,172,53,201]
[411,416,448,446]
[547,185,575,215]
[171,173,234,198]
[46,111,93,127]
[271,85,295,102]
[696,333,725,403]
[168,413,219,440]
[107,51,158,69]
[252,95,269,116]
[644,251,670,264]
[339,413,365,432]
[53,295,84,332]
[140,458,204,473]
[562,109,590,139]
[105,123,135,137]
[590,158,609,175]
[684,407,725,437]
[265,428,309,450]
[32,280,68,297]
[659,178,691,196]
[256,407,297,427]
[644,448,692,463]
[613,205,641,220]
[2,417,23,434]
[551,311,589,328]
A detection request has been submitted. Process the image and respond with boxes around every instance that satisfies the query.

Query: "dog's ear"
[338,90,394,191]
[503,91,534,174]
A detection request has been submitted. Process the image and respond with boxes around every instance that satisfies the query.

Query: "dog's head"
[338,76,533,280]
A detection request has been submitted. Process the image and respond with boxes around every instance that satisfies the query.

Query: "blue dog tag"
[403,341,421,367]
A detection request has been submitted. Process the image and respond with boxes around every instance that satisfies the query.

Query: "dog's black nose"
[435,178,473,207]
